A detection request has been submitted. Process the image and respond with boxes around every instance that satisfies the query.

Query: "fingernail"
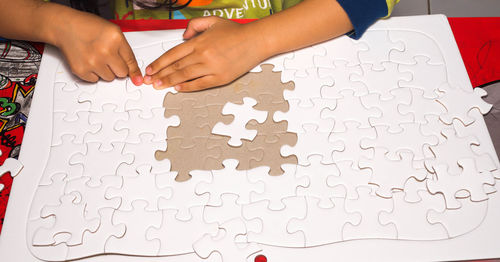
[154,80,163,88]
[174,85,181,91]
[144,75,151,84]
[146,66,153,75]
[132,76,143,86]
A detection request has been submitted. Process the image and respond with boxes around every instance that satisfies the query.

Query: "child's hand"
[144,16,268,92]
[53,9,143,85]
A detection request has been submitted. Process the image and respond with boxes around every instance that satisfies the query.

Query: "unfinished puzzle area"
[8,16,500,262]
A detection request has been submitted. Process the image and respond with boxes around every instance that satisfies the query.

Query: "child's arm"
[144,0,358,91]
[0,0,143,85]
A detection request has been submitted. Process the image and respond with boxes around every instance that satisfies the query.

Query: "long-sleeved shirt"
[114,0,399,38]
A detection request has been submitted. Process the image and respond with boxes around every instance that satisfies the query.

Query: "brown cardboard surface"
[156,64,298,181]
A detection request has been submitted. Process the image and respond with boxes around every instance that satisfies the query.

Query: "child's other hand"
[53,10,143,85]
[144,16,267,92]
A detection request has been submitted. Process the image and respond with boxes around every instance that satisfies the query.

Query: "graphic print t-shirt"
[114,0,302,20]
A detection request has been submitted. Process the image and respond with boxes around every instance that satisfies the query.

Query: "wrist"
[240,20,279,61]
[35,3,77,47]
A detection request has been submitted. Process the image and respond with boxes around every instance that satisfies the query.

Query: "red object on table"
[448,17,500,87]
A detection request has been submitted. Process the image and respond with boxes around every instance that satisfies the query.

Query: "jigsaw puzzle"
[2,16,500,262]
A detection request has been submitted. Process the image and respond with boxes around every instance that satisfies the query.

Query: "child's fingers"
[175,75,217,92]
[147,55,199,84]
[78,72,100,83]
[107,56,129,78]
[152,64,209,90]
[146,43,193,76]
[94,65,116,82]
[118,43,143,86]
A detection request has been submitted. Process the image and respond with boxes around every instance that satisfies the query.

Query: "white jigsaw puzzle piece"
[146,206,218,256]
[212,97,268,147]
[274,98,336,133]
[283,68,334,107]
[281,124,343,165]
[287,196,361,246]
[379,191,448,240]
[115,108,180,143]
[196,159,264,206]
[248,164,307,210]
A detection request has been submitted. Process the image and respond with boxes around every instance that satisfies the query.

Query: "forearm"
[245,0,353,59]
[0,0,74,45]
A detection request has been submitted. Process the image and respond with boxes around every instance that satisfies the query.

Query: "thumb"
[119,43,143,86]
[183,16,219,39]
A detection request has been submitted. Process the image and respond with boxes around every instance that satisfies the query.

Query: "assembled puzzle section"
[3,16,499,262]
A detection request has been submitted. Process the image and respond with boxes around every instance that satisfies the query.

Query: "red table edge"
[110,19,255,32]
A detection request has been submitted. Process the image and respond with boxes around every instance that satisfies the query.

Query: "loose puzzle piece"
[212,97,268,147]
[146,206,218,255]
[105,200,161,256]
[193,218,261,262]
[427,158,495,209]
[34,193,100,246]
[242,196,307,247]
[359,148,428,198]
[437,84,492,125]
[288,197,361,246]
[379,191,448,240]
[0,156,22,192]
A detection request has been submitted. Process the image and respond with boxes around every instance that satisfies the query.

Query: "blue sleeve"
[336,0,389,39]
